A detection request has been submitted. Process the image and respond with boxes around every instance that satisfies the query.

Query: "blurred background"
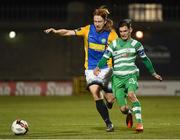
[0,0,180,96]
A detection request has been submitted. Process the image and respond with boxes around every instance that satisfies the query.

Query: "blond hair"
[93,6,113,31]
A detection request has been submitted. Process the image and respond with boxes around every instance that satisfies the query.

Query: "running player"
[94,19,163,132]
[44,7,118,132]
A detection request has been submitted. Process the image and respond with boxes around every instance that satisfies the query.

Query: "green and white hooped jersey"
[103,38,146,76]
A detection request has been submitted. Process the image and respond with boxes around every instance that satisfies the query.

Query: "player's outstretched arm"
[44,28,57,34]
[44,28,76,36]
[141,57,162,81]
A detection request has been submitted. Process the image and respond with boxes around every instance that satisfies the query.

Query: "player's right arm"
[44,28,76,36]
[44,25,89,37]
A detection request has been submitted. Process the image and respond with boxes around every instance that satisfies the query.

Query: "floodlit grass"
[0,95,180,139]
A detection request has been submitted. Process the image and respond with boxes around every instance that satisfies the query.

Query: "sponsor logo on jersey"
[121,53,128,57]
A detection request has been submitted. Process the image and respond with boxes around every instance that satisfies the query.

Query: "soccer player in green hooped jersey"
[94,19,163,132]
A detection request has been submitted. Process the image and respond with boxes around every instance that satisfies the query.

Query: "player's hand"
[44,28,56,34]
[93,67,101,76]
[152,73,163,81]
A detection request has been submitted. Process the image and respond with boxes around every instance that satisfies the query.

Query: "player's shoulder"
[130,38,142,47]
[85,24,91,28]
[110,38,119,48]
[75,24,90,35]
[110,28,116,33]
[108,29,118,41]
[109,29,118,35]
[79,24,90,30]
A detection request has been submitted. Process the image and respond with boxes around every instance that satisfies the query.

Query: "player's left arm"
[94,44,113,76]
[93,57,108,76]
[137,44,163,81]
[141,57,162,81]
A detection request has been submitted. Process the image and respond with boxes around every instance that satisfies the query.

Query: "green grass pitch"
[0,94,180,139]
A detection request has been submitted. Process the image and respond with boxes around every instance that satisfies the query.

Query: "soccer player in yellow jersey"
[44,7,118,132]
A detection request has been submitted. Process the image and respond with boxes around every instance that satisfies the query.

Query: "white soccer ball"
[11,119,29,135]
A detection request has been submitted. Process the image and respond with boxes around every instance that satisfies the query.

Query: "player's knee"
[105,93,115,103]
[89,86,103,101]
[120,106,129,114]
[106,98,115,103]
[128,92,137,102]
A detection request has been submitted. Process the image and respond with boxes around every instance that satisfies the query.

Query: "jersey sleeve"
[103,43,114,59]
[75,25,90,36]
[142,57,156,75]
[97,57,108,68]
[107,30,118,67]
[97,43,114,68]
[136,41,156,75]
[136,42,147,58]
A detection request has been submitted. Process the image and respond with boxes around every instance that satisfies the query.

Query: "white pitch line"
[148,122,180,126]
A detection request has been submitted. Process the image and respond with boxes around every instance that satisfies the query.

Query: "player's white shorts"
[85,67,112,92]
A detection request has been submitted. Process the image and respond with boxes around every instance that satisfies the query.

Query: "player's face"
[119,26,131,40]
[93,15,106,32]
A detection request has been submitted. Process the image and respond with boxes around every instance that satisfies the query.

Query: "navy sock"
[96,99,112,125]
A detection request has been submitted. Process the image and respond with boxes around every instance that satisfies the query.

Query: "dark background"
[0,0,179,81]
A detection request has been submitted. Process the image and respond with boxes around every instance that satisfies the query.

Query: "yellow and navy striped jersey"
[75,24,118,70]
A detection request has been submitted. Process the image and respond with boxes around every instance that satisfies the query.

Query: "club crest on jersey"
[101,38,106,44]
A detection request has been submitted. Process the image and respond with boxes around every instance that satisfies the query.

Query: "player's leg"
[102,81,115,109]
[114,87,133,128]
[112,75,133,128]
[89,85,114,132]
[126,75,143,132]
[103,92,115,109]
[128,91,143,132]
[102,68,115,109]
[85,69,114,132]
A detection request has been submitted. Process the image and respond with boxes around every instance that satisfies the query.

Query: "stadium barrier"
[1,78,180,96]
[0,81,73,96]
[138,81,180,96]
[73,76,89,95]
[73,76,180,96]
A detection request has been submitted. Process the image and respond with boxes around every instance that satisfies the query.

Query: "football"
[11,119,29,135]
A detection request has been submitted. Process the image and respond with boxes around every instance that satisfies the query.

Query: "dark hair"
[116,19,132,36]
[118,19,132,29]
[93,6,113,31]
